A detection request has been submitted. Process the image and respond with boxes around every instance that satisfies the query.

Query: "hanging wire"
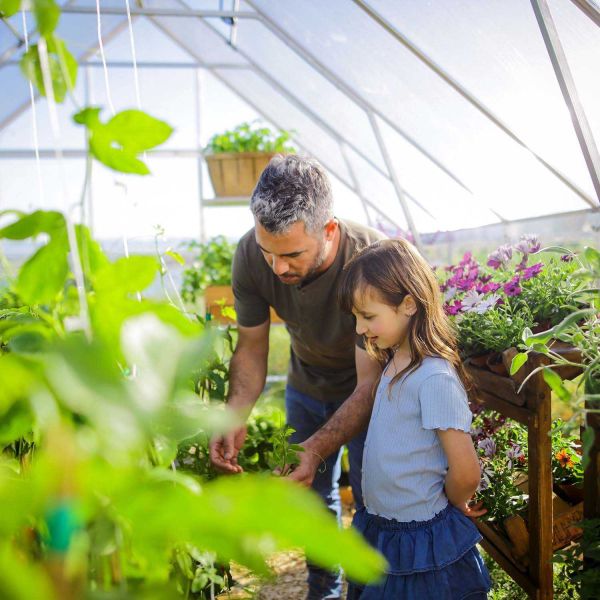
[95,0,116,116]
[21,10,45,209]
[124,0,142,109]
[37,37,92,340]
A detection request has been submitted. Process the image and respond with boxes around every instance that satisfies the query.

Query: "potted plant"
[204,121,296,198]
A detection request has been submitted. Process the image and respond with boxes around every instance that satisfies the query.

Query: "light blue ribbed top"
[362,356,472,522]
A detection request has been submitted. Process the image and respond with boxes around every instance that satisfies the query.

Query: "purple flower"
[521,262,543,281]
[459,252,473,266]
[503,276,522,297]
[506,443,525,469]
[514,234,541,255]
[444,300,463,316]
[561,254,574,262]
[479,275,492,284]
[478,437,497,458]
[487,244,513,270]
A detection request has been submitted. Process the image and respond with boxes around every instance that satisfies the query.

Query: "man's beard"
[298,239,328,284]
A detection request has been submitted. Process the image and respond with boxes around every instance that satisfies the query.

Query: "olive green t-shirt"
[232,219,386,402]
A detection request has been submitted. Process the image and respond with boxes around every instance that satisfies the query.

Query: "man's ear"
[402,295,418,317]
[324,218,338,241]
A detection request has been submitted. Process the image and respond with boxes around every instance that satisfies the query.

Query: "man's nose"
[271,255,289,275]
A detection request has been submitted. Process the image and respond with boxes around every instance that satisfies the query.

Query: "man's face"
[255,220,331,285]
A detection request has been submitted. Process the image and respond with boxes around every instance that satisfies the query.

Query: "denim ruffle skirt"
[347,504,491,600]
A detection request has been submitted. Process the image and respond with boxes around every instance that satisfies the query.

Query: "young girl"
[340,239,491,600]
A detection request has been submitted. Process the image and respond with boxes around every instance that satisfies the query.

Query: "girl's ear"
[402,295,418,317]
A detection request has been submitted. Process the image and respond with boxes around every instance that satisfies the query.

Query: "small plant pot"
[556,482,584,504]
[486,352,508,376]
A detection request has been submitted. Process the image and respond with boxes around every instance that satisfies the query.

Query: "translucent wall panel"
[250,0,594,212]
[366,0,594,201]
[0,66,31,127]
[214,68,351,183]
[0,158,86,214]
[87,17,195,63]
[377,117,500,230]
[225,18,386,171]
[0,75,86,149]
[88,66,197,149]
[548,0,600,167]
[91,157,200,239]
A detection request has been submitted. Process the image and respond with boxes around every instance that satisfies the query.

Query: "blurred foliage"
[0,208,385,599]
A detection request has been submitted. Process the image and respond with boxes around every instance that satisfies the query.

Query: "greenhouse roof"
[0,0,599,244]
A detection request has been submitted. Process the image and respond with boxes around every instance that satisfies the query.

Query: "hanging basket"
[205,152,276,198]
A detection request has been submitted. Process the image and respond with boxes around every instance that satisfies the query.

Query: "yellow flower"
[555,448,574,469]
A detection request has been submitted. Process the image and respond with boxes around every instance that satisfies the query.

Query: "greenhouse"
[0,1,599,599]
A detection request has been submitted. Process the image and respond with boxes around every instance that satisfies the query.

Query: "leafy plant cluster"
[181,236,237,304]
[439,235,581,358]
[205,121,297,154]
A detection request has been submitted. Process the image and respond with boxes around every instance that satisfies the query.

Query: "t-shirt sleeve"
[231,243,270,327]
[418,373,472,432]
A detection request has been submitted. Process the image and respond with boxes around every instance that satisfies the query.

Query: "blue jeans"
[286,385,366,600]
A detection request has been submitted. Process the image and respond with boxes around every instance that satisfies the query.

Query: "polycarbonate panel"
[548,0,600,171]
[218,18,386,172]
[377,117,500,230]
[214,68,352,185]
[0,76,86,149]
[87,17,194,63]
[88,66,197,149]
[250,0,594,213]
[0,158,86,214]
[366,0,594,203]
[0,66,30,128]
[145,0,248,65]
[91,157,200,239]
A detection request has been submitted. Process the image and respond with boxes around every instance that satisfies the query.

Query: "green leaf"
[105,110,173,153]
[543,368,571,403]
[584,246,600,275]
[75,224,109,279]
[73,108,173,175]
[510,352,528,375]
[19,36,77,103]
[94,256,159,297]
[17,236,69,305]
[552,308,597,336]
[166,249,185,266]
[0,0,21,18]
[581,427,595,470]
[0,210,64,240]
[32,0,60,36]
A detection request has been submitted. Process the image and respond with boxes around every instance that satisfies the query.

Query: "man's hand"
[457,499,487,519]
[286,443,323,487]
[209,425,247,474]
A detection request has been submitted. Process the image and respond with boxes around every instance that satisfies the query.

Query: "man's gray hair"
[250,154,333,234]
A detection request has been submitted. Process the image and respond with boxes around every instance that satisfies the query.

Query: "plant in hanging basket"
[204,121,297,197]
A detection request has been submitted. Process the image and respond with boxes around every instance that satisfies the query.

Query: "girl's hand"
[458,500,487,519]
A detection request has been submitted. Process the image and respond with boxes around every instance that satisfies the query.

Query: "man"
[209,154,385,600]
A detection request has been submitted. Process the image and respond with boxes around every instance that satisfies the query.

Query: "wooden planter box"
[204,285,282,325]
[205,152,275,197]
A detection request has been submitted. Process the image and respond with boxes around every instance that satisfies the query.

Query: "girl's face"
[352,286,416,350]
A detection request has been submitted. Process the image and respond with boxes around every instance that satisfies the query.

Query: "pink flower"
[503,276,522,297]
[514,234,541,255]
[444,300,463,315]
[521,262,543,280]
[487,244,513,270]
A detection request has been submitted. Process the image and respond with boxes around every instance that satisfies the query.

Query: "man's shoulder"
[340,219,386,251]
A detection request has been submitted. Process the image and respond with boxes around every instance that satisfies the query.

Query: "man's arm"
[288,346,381,486]
[209,319,270,473]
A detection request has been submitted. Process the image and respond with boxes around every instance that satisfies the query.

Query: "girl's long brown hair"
[338,239,472,397]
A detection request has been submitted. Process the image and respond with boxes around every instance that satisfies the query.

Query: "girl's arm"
[438,429,487,518]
